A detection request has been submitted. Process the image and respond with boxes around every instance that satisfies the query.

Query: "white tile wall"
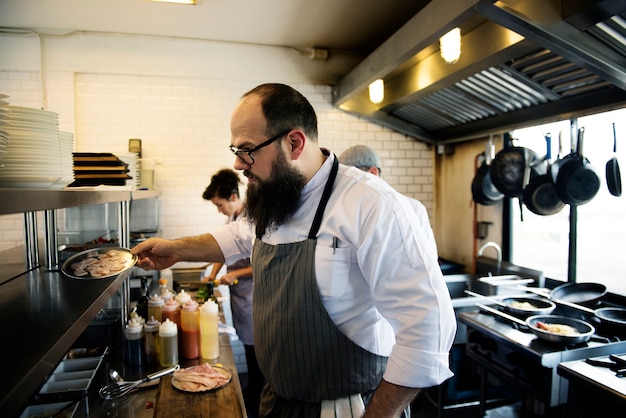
[0,71,434,249]
[0,34,435,373]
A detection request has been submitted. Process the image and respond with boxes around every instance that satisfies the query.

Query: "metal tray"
[61,247,136,280]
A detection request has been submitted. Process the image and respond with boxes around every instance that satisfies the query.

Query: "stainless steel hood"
[332,0,626,144]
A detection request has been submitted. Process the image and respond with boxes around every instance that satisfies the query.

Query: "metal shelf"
[0,188,160,216]
[0,188,160,417]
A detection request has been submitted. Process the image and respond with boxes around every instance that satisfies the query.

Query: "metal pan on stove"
[549,282,607,305]
[526,315,595,345]
[523,282,607,305]
[477,304,594,345]
[524,291,626,328]
[594,308,626,327]
[500,296,556,317]
[465,290,555,317]
[62,247,137,280]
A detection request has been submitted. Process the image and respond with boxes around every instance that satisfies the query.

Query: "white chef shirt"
[211,151,456,389]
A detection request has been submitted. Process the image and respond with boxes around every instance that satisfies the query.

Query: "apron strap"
[308,155,339,239]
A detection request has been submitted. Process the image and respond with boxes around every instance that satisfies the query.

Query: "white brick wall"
[1,72,433,248]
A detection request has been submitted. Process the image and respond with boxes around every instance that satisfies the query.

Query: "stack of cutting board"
[69,152,133,187]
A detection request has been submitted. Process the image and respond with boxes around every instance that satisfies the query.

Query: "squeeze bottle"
[181,300,200,359]
[200,299,219,359]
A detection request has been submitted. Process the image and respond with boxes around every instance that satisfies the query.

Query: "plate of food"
[171,363,232,393]
[61,247,137,279]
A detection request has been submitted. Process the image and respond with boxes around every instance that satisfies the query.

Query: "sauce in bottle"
[159,318,178,367]
[147,294,164,325]
[124,317,144,367]
[181,300,200,359]
[200,299,219,360]
[136,277,150,320]
[161,298,181,326]
[144,315,160,365]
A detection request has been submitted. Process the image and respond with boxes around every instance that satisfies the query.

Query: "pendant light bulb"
[440,27,461,64]
[369,79,384,104]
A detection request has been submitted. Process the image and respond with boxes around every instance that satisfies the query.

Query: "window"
[510,108,626,296]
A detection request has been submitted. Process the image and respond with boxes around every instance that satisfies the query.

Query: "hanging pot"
[490,143,543,199]
[552,127,601,205]
[472,138,503,205]
[606,122,622,197]
[523,133,565,216]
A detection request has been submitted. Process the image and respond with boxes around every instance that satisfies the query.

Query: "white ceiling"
[0,0,429,56]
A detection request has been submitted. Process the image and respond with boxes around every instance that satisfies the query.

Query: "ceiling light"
[440,27,461,64]
[149,0,197,4]
[368,79,384,104]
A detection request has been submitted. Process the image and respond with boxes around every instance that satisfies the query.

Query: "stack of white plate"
[58,131,75,187]
[0,105,62,188]
[0,93,9,161]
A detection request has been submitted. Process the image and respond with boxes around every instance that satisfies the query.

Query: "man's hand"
[362,379,419,418]
[131,238,179,271]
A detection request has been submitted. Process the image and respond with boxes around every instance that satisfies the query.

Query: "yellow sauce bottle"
[200,300,219,359]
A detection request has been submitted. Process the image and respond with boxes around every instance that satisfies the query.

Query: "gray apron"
[252,156,387,418]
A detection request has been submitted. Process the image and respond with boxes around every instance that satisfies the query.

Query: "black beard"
[243,151,307,235]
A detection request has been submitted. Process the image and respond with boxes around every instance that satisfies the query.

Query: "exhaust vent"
[334,1,626,144]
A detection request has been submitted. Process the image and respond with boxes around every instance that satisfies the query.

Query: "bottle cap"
[201,300,218,313]
[175,289,191,305]
[148,294,164,306]
[159,318,178,336]
[126,317,143,333]
[183,299,199,311]
[162,298,180,312]
[144,316,160,331]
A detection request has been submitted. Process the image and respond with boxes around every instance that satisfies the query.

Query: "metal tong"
[586,355,626,377]
[99,364,180,400]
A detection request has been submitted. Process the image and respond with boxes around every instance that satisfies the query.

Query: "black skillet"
[472,139,503,205]
[523,133,565,216]
[552,127,601,205]
[606,122,622,197]
[522,282,608,306]
[550,282,607,305]
[541,295,626,328]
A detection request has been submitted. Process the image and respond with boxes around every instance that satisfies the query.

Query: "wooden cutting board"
[154,374,244,418]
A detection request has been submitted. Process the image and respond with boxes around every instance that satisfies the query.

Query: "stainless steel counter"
[0,266,130,417]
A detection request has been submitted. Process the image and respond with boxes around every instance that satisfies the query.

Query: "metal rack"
[0,188,159,417]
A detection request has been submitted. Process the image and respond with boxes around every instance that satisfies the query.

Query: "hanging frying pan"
[472,138,503,205]
[490,144,543,199]
[523,133,565,216]
[606,122,622,197]
[552,127,601,205]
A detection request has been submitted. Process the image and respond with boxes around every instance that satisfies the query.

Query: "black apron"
[252,156,387,417]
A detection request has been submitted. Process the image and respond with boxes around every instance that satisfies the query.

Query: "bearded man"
[132,83,456,418]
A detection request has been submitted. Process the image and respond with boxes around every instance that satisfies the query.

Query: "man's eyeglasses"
[229,130,291,165]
